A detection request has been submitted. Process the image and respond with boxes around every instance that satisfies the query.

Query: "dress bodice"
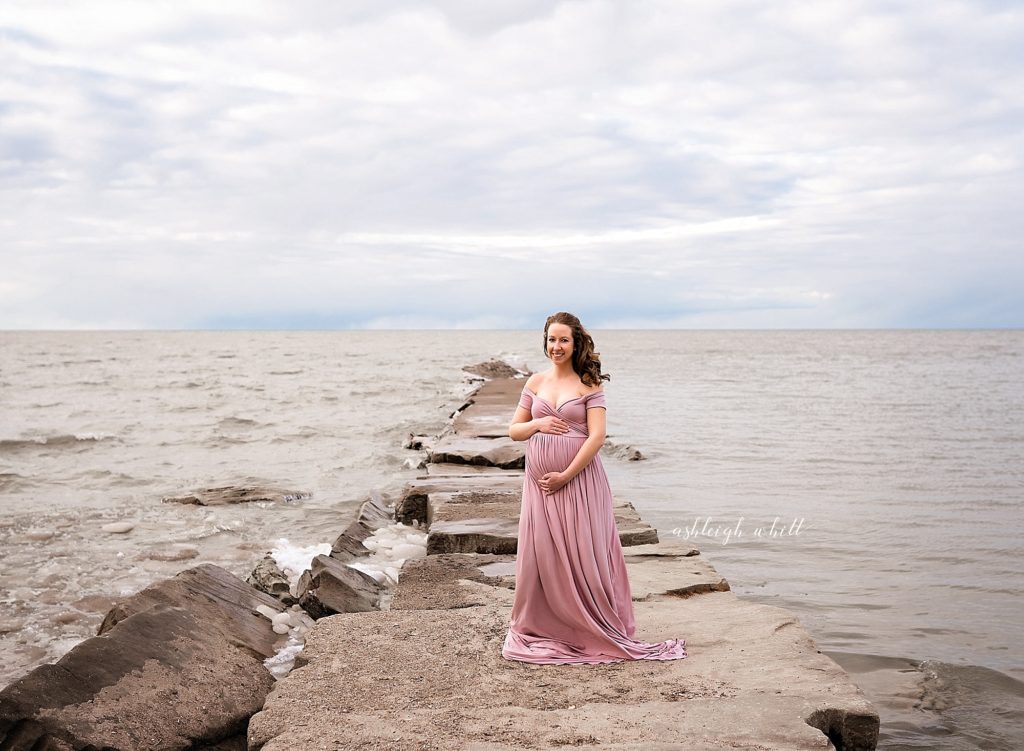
[519,384,606,437]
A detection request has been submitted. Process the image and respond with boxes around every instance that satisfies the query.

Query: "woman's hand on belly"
[539,471,568,495]
[534,415,570,435]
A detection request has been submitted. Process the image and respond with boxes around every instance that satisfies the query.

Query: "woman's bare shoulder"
[581,381,605,396]
[525,372,545,391]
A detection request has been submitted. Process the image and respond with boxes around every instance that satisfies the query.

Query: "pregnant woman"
[501,311,688,664]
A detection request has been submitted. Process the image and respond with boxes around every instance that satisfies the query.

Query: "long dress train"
[501,384,688,665]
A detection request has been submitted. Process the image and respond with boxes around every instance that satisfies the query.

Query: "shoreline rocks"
[0,565,286,751]
[247,555,298,607]
[462,359,530,379]
[297,554,384,618]
[162,484,312,506]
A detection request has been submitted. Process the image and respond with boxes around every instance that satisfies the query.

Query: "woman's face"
[546,322,574,364]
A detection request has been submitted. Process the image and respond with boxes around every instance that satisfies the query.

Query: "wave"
[269,428,319,443]
[826,651,1024,750]
[0,472,36,492]
[163,380,207,389]
[0,433,118,453]
[73,469,144,486]
[204,434,260,446]
[217,416,263,429]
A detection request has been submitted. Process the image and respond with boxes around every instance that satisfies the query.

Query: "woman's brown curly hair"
[542,312,611,387]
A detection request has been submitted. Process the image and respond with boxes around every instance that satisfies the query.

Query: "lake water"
[1,329,1021,749]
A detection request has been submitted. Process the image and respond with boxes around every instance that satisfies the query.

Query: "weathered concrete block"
[395,490,428,526]
[427,517,523,555]
[297,554,383,618]
[328,519,374,562]
[356,490,394,529]
[248,554,298,606]
[428,436,525,469]
[392,552,516,611]
[620,541,730,599]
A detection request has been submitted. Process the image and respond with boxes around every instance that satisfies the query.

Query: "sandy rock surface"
[249,592,877,751]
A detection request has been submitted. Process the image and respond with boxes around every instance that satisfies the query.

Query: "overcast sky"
[1,0,1021,329]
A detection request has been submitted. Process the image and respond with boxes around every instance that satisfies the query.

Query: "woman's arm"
[509,404,540,441]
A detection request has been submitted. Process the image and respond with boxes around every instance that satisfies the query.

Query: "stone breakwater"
[248,365,880,750]
[0,360,880,750]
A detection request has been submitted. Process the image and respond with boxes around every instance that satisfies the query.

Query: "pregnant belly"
[526,433,585,482]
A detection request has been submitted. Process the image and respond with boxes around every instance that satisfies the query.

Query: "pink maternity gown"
[501,384,688,665]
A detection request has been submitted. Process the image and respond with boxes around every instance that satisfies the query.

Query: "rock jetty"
[249,367,880,750]
[0,360,880,750]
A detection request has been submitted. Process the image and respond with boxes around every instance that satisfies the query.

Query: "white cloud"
[0,0,1021,329]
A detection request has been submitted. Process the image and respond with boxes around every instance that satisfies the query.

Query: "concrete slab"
[391,552,516,611]
[428,436,525,469]
[432,499,524,524]
[392,541,725,612]
[405,474,528,494]
[426,518,524,555]
[426,497,659,555]
[452,378,528,438]
[426,463,520,476]
[626,551,730,599]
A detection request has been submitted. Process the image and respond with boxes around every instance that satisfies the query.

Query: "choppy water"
[1,329,1021,749]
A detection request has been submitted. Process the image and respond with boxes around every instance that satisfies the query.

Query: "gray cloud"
[0,0,1021,329]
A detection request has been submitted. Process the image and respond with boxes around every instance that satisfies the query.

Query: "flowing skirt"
[501,432,688,665]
